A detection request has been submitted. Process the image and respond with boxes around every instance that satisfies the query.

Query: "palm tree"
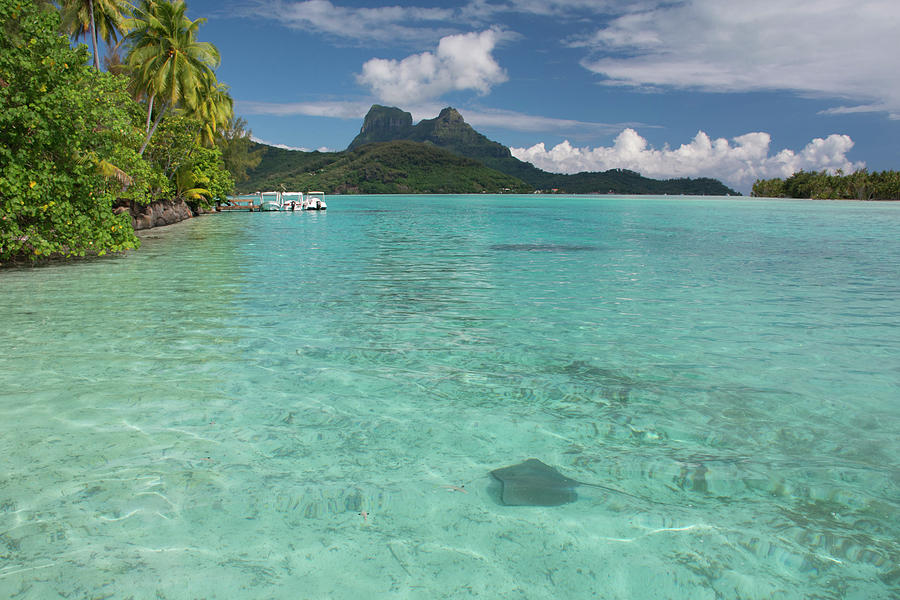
[174,165,211,203]
[194,78,234,147]
[60,0,132,71]
[126,0,220,154]
[217,116,263,182]
[102,38,130,76]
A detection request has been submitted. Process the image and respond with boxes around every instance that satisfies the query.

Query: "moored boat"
[282,192,304,211]
[237,190,325,211]
[258,191,281,211]
[304,191,327,211]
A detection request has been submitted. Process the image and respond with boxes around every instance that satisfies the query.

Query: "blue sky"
[187,0,899,192]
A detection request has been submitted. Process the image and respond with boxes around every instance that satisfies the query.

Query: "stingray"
[490,458,639,506]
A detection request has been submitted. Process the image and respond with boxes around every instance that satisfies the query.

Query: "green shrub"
[1,0,143,262]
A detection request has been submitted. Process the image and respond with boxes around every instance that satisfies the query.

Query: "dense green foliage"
[345,105,739,196]
[752,170,900,200]
[1,0,141,260]
[142,114,233,206]
[1,0,241,264]
[217,116,262,182]
[239,141,530,194]
[184,145,233,204]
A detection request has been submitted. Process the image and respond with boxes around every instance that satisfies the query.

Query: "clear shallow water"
[1,194,898,599]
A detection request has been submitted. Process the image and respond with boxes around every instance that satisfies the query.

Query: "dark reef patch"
[490,243,600,252]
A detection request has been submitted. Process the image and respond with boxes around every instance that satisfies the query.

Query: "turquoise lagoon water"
[0,195,898,599]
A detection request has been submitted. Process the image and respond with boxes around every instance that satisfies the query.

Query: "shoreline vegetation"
[0,0,259,266]
[751,170,900,200]
[1,2,896,267]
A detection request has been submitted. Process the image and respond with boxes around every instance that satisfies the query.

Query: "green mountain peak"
[243,104,740,196]
[348,105,510,159]
[348,105,414,149]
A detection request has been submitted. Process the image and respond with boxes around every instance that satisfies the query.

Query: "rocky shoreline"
[114,199,200,231]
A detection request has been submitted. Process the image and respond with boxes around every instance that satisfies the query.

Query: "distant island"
[752,170,900,200]
[238,105,740,196]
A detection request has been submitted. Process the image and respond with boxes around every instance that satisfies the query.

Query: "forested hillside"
[238,141,530,194]
[243,104,740,196]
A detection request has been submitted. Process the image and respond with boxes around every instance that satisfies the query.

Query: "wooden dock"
[218,191,324,212]
[217,201,256,211]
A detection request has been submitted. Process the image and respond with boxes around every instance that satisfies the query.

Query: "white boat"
[304,191,327,211]
[258,191,282,211]
[255,190,325,211]
[281,192,304,211]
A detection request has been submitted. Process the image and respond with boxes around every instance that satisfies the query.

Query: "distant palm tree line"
[53,0,232,155]
[752,169,900,200]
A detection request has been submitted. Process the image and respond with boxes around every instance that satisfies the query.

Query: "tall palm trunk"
[139,102,168,156]
[145,94,155,133]
[88,0,100,70]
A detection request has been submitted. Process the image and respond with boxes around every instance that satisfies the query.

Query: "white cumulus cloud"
[459,107,648,135]
[251,136,332,152]
[253,0,455,43]
[577,0,900,118]
[357,28,509,105]
[237,100,371,119]
[510,130,864,192]
[463,0,637,18]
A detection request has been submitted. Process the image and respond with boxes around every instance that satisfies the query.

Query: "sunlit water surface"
[1,195,898,599]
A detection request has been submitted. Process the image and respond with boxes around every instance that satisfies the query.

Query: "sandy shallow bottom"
[1,196,898,599]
